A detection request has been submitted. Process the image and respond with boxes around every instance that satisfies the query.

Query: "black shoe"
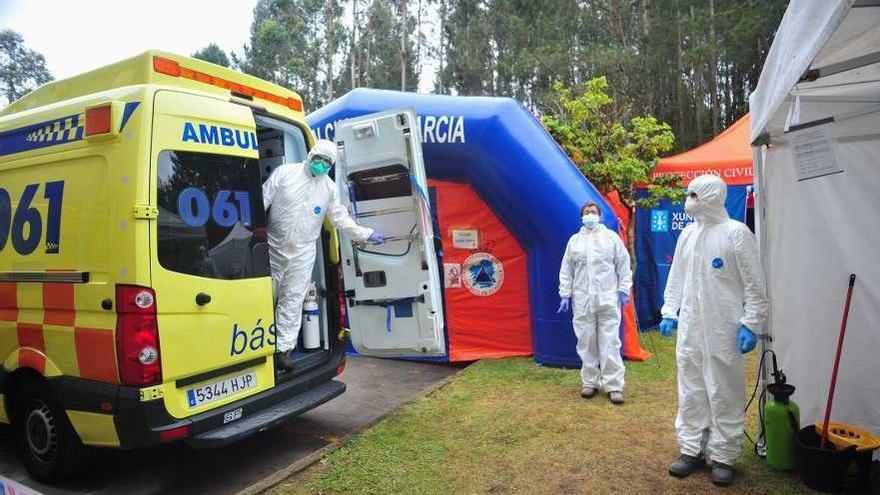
[608,391,624,405]
[275,351,294,372]
[668,454,705,478]
[711,462,735,486]
[580,386,598,398]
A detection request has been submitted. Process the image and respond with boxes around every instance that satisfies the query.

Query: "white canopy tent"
[750,0,880,450]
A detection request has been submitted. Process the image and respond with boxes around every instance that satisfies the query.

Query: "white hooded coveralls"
[662,174,767,465]
[263,141,373,352]
[559,223,632,392]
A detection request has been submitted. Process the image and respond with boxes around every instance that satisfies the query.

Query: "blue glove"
[737,325,757,354]
[368,232,385,244]
[618,291,630,307]
[659,318,677,337]
[557,298,570,314]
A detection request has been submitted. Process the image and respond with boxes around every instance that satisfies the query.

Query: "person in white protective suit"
[659,174,767,486]
[263,139,385,371]
[557,201,632,405]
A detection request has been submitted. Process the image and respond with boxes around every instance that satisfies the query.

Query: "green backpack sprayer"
[763,353,800,470]
[746,349,800,471]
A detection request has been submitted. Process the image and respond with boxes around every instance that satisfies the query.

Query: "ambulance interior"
[254,114,333,371]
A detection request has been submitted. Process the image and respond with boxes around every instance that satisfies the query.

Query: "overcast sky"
[1,0,254,79]
[1,0,437,98]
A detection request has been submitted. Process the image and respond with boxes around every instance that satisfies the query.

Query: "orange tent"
[653,114,753,186]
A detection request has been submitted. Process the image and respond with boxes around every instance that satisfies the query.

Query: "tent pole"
[800,51,880,82]
[764,104,880,141]
[753,142,770,455]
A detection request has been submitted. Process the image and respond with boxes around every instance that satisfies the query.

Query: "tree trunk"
[675,2,686,147]
[325,0,334,101]
[642,0,653,113]
[610,0,627,45]
[350,0,358,89]
[708,0,719,135]
[364,2,373,87]
[416,0,423,83]
[723,61,732,126]
[400,0,408,91]
[691,5,703,144]
[437,0,447,93]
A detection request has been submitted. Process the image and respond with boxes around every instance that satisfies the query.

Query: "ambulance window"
[254,115,308,181]
[156,150,269,279]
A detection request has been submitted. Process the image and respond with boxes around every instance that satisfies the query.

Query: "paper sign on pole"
[788,123,842,181]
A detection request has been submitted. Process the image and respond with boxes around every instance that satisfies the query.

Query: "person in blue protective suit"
[659,174,767,486]
[263,139,385,371]
[558,202,632,405]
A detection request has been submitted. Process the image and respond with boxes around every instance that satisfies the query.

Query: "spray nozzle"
[771,352,787,385]
[767,350,795,403]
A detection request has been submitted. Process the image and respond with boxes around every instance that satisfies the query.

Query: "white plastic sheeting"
[750,0,880,446]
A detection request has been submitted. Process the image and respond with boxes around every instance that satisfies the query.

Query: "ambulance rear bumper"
[188,379,345,448]
[41,349,346,449]
[114,352,346,449]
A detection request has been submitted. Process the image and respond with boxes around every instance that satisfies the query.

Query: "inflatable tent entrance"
[308,88,649,367]
[634,115,753,330]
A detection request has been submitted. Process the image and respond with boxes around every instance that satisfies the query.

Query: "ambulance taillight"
[84,105,112,136]
[115,285,162,386]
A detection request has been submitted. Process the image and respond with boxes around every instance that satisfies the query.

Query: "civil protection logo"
[462,252,504,296]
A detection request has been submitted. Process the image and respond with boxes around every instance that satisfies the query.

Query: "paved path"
[0,356,461,495]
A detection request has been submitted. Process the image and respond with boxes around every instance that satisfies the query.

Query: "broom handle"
[820,274,857,449]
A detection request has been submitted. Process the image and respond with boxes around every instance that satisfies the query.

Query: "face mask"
[684,196,697,215]
[582,213,600,229]
[309,158,331,176]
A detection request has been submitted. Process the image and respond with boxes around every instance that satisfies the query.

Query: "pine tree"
[192,43,231,68]
[236,0,346,110]
[0,29,53,105]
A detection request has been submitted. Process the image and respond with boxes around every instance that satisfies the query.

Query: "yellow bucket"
[814,422,880,452]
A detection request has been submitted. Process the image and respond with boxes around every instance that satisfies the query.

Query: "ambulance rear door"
[149,90,276,419]
[334,108,446,357]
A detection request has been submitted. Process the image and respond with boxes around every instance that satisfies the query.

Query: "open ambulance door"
[334,108,446,357]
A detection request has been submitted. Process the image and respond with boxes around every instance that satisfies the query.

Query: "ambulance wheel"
[13,375,84,482]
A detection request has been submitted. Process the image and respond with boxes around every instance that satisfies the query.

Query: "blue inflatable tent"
[309,88,635,367]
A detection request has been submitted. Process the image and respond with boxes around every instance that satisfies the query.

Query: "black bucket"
[796,426,874,492]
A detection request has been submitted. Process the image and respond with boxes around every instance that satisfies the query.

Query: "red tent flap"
[432,180,533,361]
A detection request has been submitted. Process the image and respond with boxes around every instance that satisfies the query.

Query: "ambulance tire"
[13,375,85,482]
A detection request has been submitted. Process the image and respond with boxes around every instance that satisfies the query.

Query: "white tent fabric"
[750,0,880,142]
[750,0,880,449]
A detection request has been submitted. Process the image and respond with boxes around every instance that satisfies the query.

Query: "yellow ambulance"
[0,50,445,481]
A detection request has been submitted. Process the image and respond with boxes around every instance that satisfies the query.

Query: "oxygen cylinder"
[765,382,800,471]
[302,283,321,350]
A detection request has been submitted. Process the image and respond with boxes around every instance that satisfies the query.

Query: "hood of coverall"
[684,174,730,225]
[307,139,338,165]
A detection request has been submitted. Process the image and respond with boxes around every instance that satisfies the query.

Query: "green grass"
[272,335,821,495]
